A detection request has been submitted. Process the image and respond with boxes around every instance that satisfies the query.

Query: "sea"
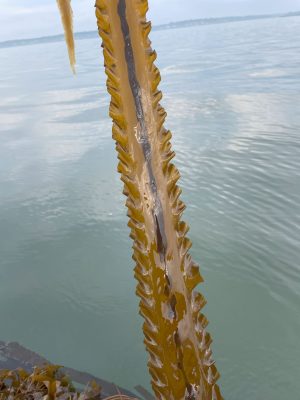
[0,14,299,399]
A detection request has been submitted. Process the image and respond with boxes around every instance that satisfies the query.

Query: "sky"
[0,0,299,41]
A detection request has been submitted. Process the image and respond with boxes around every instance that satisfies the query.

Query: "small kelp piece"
[56,0,76,73]
[95,1,223,399]
[0,365,101,399]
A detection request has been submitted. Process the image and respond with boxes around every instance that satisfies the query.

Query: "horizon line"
[0,10,299,48]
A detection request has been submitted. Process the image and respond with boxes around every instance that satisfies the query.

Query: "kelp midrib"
[116,2,204,398]
[117,0,168,262]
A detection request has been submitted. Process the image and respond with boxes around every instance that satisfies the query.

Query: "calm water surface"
[0,16,300,399]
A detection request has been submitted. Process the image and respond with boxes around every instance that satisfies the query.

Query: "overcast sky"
[1,0,299,41]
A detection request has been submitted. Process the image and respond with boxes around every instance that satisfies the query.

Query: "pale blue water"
[0,15,300,399]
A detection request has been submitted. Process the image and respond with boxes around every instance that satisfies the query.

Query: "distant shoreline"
[0,11,299,50]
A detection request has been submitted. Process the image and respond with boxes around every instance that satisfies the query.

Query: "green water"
[0,16,300,398]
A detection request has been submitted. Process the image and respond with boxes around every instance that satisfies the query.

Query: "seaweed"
[93,1,223,399]
[0,365,101,399]
[0,365,142,399]
[56,0,76,73]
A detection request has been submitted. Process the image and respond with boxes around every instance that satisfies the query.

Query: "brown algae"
[56,0,76,73]
[56,0,223,398]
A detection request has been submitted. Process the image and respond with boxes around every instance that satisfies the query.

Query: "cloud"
[0,0,299,41]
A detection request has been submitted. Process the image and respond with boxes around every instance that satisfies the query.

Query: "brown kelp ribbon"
[56,0,76,73]
[57,0,223,398]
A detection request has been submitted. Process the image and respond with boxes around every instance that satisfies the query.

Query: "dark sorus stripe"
[117,0,168,261]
